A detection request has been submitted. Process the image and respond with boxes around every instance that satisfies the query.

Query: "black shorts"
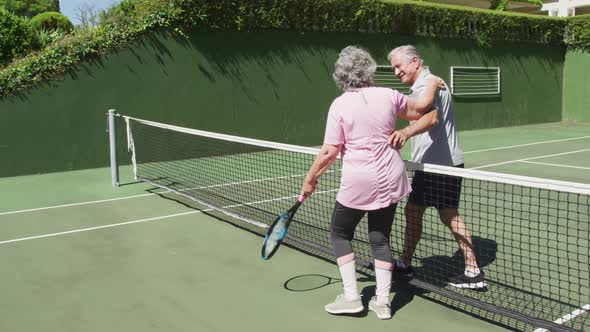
[408,164,464,209]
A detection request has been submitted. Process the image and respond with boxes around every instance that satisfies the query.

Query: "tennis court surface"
[0,119,588,332]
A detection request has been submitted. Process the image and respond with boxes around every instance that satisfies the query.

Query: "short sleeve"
[391,89,408,115]
[323,103,344,146]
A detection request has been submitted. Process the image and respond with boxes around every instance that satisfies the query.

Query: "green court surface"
[0,122,588,332]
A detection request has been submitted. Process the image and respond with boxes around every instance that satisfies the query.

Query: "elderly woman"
[300,46,440,320]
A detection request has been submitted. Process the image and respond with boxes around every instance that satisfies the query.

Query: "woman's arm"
[405,76,445,116]
[301,144,341,197]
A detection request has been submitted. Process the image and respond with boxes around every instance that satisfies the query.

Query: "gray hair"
[332,46,376,91]
[387,45,424,65]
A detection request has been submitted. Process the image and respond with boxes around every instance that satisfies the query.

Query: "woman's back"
[324,87,410,210]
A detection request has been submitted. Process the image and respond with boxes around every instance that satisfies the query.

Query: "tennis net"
[120,115,590,332]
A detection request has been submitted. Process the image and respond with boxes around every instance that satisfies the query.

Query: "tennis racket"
[261,195,307,260]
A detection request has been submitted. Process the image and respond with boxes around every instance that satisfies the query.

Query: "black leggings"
[330,201,397,262]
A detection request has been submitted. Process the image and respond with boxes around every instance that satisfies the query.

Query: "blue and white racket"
[261,195,307,260]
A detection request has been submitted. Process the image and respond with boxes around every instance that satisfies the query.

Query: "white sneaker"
[368,296,391,319]
[324,294,363,314]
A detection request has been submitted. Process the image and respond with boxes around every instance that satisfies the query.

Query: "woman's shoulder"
[366,86,403,98]
[367,86,393,93]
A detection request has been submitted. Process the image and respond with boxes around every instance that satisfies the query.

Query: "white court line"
[521,161,590,171]
[230,189,337,210]
[0,192,160,216]
[532,304,590,332]
[0,210,206,245]
[0,188,338,245]
[464,135,590,154]
[471,149,590,170]
[0,169,330,216]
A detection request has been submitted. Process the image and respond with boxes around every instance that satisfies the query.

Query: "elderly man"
[388,45,485,290]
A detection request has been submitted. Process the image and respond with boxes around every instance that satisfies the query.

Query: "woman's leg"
[367,204,397,305]
[330,201,366,300]
[324,201,366,314]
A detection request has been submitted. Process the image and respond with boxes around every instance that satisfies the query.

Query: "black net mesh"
[125,116,590,332]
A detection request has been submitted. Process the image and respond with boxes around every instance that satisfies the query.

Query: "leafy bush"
[0,0,59,18]
[100,0,171,26]
[0,2,181,96]
[29,11,73,33]
[565,15,590,50]
[0,7,33,65]
[491,0,542,11]
[32,28,67,49]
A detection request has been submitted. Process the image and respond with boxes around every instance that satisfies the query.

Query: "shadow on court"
[282,273,429,319]
[146,189,527,330]
[414,236,498,288]
[283,274,373,292]
[117,180,144,187]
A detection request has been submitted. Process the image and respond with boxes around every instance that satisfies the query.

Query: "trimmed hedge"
[175,0,565,46]
[565,15,590,50]
[0,7,33,65]
[1,0,589,97]
[29,11,74,33]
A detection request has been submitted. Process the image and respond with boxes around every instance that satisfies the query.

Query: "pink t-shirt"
[323,87,411,210]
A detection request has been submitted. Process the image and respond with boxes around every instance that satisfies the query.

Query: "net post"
[107,109,119,187]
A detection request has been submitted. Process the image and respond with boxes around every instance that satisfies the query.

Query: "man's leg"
[439,208,485,289]
[438,208,478,271]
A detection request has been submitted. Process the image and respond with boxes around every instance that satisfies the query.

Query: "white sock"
[375,267,392,304]
[465,268,480,277]
[338,260,359,301]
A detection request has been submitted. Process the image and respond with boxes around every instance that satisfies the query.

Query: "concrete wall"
[563,49,590,122]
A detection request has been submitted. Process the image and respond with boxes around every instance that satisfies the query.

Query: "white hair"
[387,45,424,65]
[332,46,376,91]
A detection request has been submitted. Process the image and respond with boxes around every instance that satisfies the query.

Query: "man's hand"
[391,108,439,149]
[388,129,409,150]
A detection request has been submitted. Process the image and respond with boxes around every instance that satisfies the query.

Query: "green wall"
[400,38,564,129]
[0,31,564,177]
[563,49,590,122]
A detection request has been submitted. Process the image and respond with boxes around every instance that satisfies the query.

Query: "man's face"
[390,52,420,85]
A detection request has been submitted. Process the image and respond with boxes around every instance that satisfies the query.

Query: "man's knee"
[438,208,462,225]
[438,208,465,227]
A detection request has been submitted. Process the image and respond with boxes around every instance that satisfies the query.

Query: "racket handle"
[297,195,307,203]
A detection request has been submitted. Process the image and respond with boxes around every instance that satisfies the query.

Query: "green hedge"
[29,11,74,33]
[1,0,589,97]
[176,0,565,46]
[0,7,182,96]
[565,15,590,50]
[0,7,33,65]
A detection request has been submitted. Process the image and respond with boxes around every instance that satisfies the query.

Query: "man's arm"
[405,76,445,115]
[389,109,439,149]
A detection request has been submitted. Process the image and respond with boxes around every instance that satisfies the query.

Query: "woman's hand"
[301,178,318,198]
[428,75,446,90]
